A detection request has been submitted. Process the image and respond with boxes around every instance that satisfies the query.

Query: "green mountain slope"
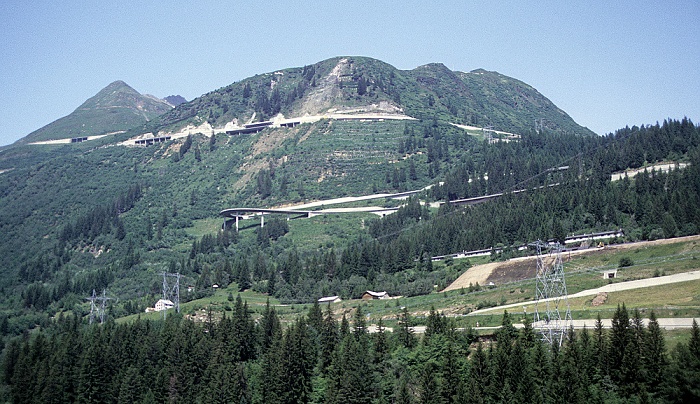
[148,56,594,136]
[5,56,696,336]
[16,81,172,144]
[457,68,589,135]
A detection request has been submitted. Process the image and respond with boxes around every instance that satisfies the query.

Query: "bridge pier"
[260,214,264,228]
[235,216,239,232]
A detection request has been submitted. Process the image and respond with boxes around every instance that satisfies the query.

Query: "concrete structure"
[602,269,618,279]
[564,229,625,245]
[431,229,626,262]
[135,135,171,145]
[225,112,416,136]
[220,206,399,231]
[226,121,274,135]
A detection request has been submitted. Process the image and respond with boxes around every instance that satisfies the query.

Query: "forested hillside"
[0,56,699,401]
[3,301,699,403]
[0,117,697,336]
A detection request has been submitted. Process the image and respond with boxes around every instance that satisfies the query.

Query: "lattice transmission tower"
[86,289,111,324]
[483,125,494,144]
[161,272,181,319]
[532,240,572,346]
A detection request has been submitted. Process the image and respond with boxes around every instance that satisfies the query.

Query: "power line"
[531,241,572,346]
[86,289,111,324]
[161,272,181,319]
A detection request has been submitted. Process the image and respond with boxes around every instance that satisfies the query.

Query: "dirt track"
[442,235,700,293]
[469,269,700,316]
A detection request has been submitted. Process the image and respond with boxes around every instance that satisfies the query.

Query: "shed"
[361,291,390,300]
[318,296,342,304]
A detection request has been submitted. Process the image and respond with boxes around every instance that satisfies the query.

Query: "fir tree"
[320,304,339,372]
[645,311,667,397]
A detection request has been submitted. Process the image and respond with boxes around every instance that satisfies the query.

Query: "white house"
[154,299,174,312]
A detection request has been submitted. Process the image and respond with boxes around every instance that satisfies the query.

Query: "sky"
[1,1,699,146]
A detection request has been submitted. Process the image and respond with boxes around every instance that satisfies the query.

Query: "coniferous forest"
[3,299,700,403]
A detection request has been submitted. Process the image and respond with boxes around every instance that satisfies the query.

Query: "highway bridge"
[219,183,559,231]
[220,206,399,231]
[220,185,437,231]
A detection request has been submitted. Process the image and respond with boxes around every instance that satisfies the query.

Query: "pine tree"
[645,311,667,397]
[357,76,367,96]
[424,306,445,343]
[77,329,112,403]
[320,304,338,372]
[332,334,374,404]
[236,259,251,291]
[117,366,142,404]
[397,307,416,348]
[115,218,126,240]
[179,134,193,158]
[353,305,368,337]
[441,341,462,403]
[609,304,630,383]
[690,319,700,360]
[281,318,315,404]
[340,314,350,339]
[261,298,281,351]
[231,296,256,362]
[261,335,284,404]
[307,300,323,333]
[619,308,646,396]
[593,313,608,380]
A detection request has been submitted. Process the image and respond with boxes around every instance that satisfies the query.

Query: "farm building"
[318,296,342,304]
[361,291,390,300]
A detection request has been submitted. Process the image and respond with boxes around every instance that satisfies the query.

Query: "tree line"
[2,301,699,403]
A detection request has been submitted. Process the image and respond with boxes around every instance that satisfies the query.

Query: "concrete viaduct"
[220,206,399,231]
[219,183,558,231]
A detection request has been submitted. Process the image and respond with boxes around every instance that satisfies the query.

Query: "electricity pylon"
[161,272,181,319]
[86,289,111,324]
[532,240,572,346]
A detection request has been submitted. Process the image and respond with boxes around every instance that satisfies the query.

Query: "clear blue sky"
[1,1,699,146]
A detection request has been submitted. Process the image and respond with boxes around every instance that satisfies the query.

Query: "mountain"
[4,56,698,342]
[147,56,594,136]
[164,95,187,107]
[16,80,172,145]
[1,57,700,404]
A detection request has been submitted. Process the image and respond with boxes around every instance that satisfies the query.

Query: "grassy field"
[273,237,700,329]
[116,282,308,325]
[119,236,700,343]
